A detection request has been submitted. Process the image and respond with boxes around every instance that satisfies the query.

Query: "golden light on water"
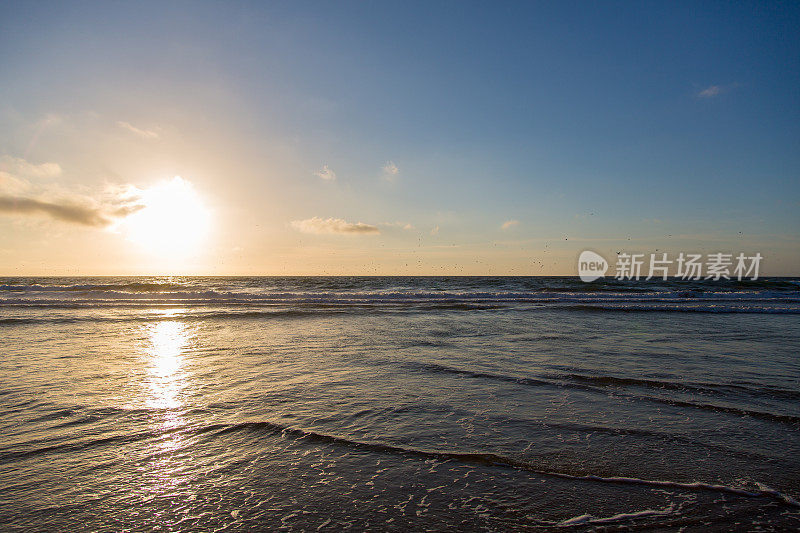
[140,319,195,502]
[145,320,190,410]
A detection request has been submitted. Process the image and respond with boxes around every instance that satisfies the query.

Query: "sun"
[124,176,210,258]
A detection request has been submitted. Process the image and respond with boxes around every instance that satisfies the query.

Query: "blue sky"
[0,1,798,274]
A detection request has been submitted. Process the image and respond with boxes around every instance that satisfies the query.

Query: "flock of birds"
[282,215,746,275]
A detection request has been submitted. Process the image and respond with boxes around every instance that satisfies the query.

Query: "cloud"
[501,219,519,230]
[380,221,414,230]
[382,161,399,181]
[291,217,379,235]
[0,196,141,227]
[314,164,336,181]
[696,85,721,98]
[117,121,160,139]
[0,155,143,227]
[0,155,61,179]
[696,83,740,99]
[0,171,32,196]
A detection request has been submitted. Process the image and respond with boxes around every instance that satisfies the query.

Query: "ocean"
[1,276,798,531]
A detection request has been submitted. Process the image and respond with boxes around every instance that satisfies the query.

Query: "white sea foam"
[557,504,677,527]
[539,471,800,508]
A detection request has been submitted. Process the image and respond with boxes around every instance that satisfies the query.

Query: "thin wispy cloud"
[697,85,721,98]
[382,161,399,181]
[314,164,336,181]
[380,221,414,230]
[291,217,379,235]
[117,121,160,139]
[696,83,737,98]
[501,219,519,230]
[0,155,61,179]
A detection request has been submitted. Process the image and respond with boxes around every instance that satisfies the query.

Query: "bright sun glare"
[124,176,210,257]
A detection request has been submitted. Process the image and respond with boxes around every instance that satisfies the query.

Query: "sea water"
[1,276,798,530]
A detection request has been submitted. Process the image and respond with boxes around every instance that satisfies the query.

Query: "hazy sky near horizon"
[0,1,798,275]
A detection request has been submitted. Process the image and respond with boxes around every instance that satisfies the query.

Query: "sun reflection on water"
[141,319,196,504]
[145,320,189,410]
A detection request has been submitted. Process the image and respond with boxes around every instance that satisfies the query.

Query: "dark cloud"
[0,196,142,227]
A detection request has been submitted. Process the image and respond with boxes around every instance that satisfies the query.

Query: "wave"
[206,420,800,508]
[0,282,189,293]
[2,276,797,292]
[2,288,798,301]
[0,309,349,326]
[561,373,800,401]
[399,362,800,425]
[2,278,798,309]
[0,428,165,462]
[556,303,800,313]
[0,274,797,319]
[637,395,800,425]
[4,411,797,507]
[2,290,799,316]
[401,361,562,392]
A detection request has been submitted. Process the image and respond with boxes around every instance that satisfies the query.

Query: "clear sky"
[0,1,798,275]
